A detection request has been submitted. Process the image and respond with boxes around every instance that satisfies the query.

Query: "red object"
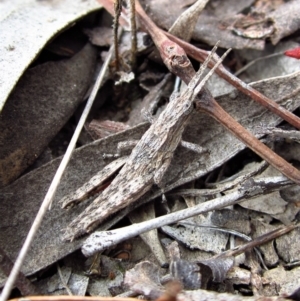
[284,47,300,59]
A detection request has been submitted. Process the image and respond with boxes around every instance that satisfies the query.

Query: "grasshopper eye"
[183,102,193,115]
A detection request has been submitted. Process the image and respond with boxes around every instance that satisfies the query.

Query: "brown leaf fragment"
[141,0,264,49]
[197,256,234,283]
[170,259,202,290]
[154,281,182,301]
[0,43,97,187]
[230,0,300,45]
[231,12,274,39]
[268,0,300,45]
[169,0,210,41]
[88,120,130,140]
[124,261,164,299]
[276,226,300,263]
[262,265,300,296]
[252,220,279,267]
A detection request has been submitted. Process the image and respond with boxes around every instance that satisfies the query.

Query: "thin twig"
[163,31,300,130]
[82,175,291,256]
[234,52,284,76]
[113,0,123,70]
[195,95,300,184]
[133,0,300,184]
[0,44,115,301]
[171,161,268,197]
[128,0,137,68]
[9,297,138,301]
[214,225,298,259]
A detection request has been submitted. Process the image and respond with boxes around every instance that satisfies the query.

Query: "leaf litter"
[1,0,300,300]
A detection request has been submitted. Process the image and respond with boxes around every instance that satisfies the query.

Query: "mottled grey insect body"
[62,45,229,241]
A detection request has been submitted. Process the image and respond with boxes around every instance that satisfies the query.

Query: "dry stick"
[101,0,300,130]
[134,0,300,185]
[164,31,300,131]
[82,175,290,256]
[195,96,300,184]
[214,224,298,259]
[9,297,138,301]
[128,0,137,68]
[135,0,189,73]
[113,0,123,70]
[0,44,115,301]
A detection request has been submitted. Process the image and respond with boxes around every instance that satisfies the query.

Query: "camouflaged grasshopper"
[61,45,230,241]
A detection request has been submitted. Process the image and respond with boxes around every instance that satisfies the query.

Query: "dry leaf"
[0,0,101,111]
[0,72,300,276]
[0,43,97,187]
[124,261,163,299]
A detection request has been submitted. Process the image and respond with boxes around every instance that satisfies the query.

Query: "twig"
[9,297,139,301]
[261,127,300,143]
[82,175,291,256]
[113,0,123,70]
[128,0,137,68]
[163,31,300,130]
[214,224,298,259]
[133,0,300,184]
[0,43,115,301]
[194,96,300,184]
[234,52,284,76]
[170,161,268,197]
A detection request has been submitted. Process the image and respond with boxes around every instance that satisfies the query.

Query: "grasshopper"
[61,45,230,241]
